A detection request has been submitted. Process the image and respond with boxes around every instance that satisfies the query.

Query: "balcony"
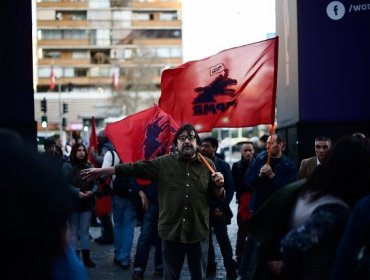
[37,1,88,9]
[132,20,181,28]
[37,19,88,28]
[39,58,90,66]
[38,39,90,47]
[132,1,181,10]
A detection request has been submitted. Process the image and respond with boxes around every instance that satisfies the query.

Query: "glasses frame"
[178,135,196,142]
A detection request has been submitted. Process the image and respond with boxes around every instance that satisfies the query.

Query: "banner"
[105,105,178,164]
[87,116,100,167]
[159,37,278,132]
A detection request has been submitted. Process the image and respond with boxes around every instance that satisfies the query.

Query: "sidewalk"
[87,198,239,280]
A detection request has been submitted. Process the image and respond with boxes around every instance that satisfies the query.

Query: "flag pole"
[199,153,216,174]
[266,124,276,165]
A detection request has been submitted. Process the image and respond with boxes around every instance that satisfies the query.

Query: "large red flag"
[159,37,278,132]
[49,66,56,92]
[105,105,178,164]
[87,116,100,167]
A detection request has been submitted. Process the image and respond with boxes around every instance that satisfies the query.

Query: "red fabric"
[87,116,100,167]
[105,105,179,185]
[95,195,112,217]
[239,192,252,221]
[49,67,55,92]
[159,37,279,132]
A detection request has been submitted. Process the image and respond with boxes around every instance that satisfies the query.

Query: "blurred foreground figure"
[0,129,87,279]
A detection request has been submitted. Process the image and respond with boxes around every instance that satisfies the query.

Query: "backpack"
[112,175,134,198]
[112,171,143,215]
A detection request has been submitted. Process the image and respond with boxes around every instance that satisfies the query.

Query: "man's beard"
[179,144,196,159]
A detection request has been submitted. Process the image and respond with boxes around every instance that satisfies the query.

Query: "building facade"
[34,0,182,139]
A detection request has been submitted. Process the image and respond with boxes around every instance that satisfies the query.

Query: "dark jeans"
[162,238,208,280]
[208,214,237,274]
[99,213,113,240]
[133,203,162,273]
[236,214,249,264]
[238,236,255,279]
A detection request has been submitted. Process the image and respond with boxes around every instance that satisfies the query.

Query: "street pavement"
[86,197,239,280]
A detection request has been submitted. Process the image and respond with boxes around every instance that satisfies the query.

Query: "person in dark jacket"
[201,136,238,279]
[244,134,297,213]
[231,141,255,266]
[239,134,296,279]
[62,143,98,268]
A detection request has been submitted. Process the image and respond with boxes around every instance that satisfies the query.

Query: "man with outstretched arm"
[82,124,225,280]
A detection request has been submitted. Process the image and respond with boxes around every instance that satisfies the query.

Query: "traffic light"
[40,98,47,113]
[63,103,68,114]
[62,117,67,128]
[41,115,48,123]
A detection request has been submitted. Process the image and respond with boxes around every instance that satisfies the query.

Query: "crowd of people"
[3,126,370,280]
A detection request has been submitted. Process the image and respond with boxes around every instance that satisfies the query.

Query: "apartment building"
[34,0,182,139]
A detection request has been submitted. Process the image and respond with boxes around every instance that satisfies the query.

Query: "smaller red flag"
[49,66,56,92]
[87,116,100,167]
[105,105,178,164]
[105,105,178,184]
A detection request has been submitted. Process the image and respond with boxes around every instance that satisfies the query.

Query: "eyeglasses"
[178,135,196,142]
[315,145,329,150]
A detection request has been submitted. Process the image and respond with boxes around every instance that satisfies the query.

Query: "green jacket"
[245,179,306,279]
[115,153,219,244]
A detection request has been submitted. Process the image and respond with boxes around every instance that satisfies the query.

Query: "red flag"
[105,105,178,164]
[87,116,100,167]
[159,37,278,132]
[105,105,178,185]
[49,66,56,92]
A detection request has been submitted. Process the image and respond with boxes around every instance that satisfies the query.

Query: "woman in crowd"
[62,143,98,268]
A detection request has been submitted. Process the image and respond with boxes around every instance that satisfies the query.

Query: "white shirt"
[101,150,120,186]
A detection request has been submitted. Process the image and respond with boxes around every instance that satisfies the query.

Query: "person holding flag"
[244,133,297,214]
[81,124,225,280]
[238,133,297,278]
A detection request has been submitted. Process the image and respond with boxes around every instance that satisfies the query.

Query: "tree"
[111,45,162,116]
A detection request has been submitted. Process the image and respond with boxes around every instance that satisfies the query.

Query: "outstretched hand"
[81,166,116,181]
[80,168,100,181]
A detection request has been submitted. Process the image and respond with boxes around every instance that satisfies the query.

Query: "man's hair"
[43,136,56,149]
[305,135,370,208]
[201,136,219,149]
[314,136,332,144]
[270,134,285,150]
[238,141,255,151]
[274,134,285,144]
[259,134,269,143]
[173,124,201,146]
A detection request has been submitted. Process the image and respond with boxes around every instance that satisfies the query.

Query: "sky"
[182,0,276,62]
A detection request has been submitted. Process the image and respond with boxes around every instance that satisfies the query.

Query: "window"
[72,51,89,59]
[75,68,88,77]
[43,50,61,58]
